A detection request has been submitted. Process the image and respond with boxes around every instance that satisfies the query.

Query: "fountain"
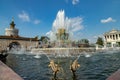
[25,10,81,79]
[32,10,95,55]
[5,10,120,80]
[29,10,93,79]
[45,10,82,79]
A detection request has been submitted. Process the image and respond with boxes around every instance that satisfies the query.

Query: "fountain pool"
[5,50,120,80]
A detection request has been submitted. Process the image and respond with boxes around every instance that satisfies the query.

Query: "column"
[115,34,116,40]
[111,35,112,40]
[111,42,114,48]
[104,41,107,49]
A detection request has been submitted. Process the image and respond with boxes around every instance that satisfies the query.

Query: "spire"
[10,17,15,29]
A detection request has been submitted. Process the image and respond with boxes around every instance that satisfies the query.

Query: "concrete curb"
[0,61,23,80]
[106,69,120,80]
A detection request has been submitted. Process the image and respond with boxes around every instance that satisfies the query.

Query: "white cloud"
[34,19,40,24]
[101,17,116,23]
[68,17,83,32]
[46,30,56,41]
[93,35,103,39]
[72,0,79,5]
[46,31,51,36]
[18,11,41,25]
[18,11,30,22]
[93,36,98,39]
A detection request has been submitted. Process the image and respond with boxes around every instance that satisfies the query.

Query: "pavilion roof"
[0,35,38,41]
[104,29,120,35]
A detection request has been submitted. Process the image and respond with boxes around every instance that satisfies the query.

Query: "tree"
[40,36,50,44]
[80,39,89,44]
[96,37,104,46]
[34,36,38,40]
[78,39,89,47]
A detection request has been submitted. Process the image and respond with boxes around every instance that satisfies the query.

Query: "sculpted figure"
[70,59,80,76]
[48,60,60,79]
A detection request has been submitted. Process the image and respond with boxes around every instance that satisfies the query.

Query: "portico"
[104,29,120,48]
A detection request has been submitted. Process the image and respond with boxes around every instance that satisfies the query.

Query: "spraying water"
[34,53,41,59]
[47,10,83,41]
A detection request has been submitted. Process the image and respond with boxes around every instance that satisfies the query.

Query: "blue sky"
[0,0,120,42]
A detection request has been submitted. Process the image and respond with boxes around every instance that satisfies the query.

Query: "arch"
[8,42,21,51]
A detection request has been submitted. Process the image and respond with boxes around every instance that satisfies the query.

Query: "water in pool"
[5,50,120,80]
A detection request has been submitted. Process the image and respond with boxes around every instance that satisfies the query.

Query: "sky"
[0,0,120,43]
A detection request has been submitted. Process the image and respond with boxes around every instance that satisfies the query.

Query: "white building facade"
[104,29,120,48]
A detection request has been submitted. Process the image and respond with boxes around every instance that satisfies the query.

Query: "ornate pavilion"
[104,29,120,48]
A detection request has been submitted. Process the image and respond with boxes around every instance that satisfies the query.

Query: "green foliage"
[96,37,103,46]
[79,39,89,44]
[34,36,38,40]
[40,36,50,44]
[118,42,120,47]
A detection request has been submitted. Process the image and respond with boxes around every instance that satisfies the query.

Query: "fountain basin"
[5,50,120,80]
[31,48,96,54]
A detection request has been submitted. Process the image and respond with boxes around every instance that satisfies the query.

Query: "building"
[0,18,39,51]
[39,36,50,48]
[104,29,120,48]
[5,18,19,36]
[78,39,89,47]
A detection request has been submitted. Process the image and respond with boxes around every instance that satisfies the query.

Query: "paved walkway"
[0,61,23,80]
[106,69,120,80]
